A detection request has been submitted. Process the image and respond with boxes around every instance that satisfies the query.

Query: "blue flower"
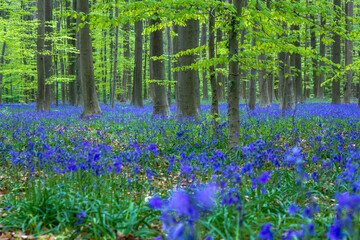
[288,203,300,216]
[194,183,218,211]
[259,223,273,240]
[259,171,271,185]
[149,196,163,209]
[327,220,344,240]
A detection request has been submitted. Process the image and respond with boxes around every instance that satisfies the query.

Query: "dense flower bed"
[0,103,359,239]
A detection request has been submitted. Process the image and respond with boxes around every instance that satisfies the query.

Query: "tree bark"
[173,25,179,108]
[133,6,143,107]
[344,0,353,104]
[111,0,119,108]
[228,0,243,149]
[332,0,341,104]
[177,18,198,118]
[0,38,6,105]
[150,17,170,116]
[36,0,45,111]
[44,0,53,111]
[78,0,101,116]
[201,23,209,101]
[194,20,201,112]
[68,0,77,105]
[248,29,256,110]
[310,13,319,98]
[292,0,303,103]
[318,15,325,99]
[209,8,219,134]
[167,26,172,105]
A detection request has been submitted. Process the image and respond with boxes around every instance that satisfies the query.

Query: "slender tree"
[111,0,119,108]
[318,15,325,98]
[344,0,353,104]
[68,0,77,105]
[0,30,6,105]
[36,0,45,111]
[133,1,143,107]
[332,0,341,104]
[209,7,219,134]
[78,0,101,117]
[228,0,243,149]
[201,23,209,101]
[248,28,257,110]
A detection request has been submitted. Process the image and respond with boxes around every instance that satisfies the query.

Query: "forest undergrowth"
[0,102,359,240]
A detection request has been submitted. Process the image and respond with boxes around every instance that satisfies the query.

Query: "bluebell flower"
[259,223,273,240]
[149,195,163,209]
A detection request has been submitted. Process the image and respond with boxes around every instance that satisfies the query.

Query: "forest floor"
[0,102,359,239]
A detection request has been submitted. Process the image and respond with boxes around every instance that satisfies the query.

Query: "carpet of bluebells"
[0,103,360,239]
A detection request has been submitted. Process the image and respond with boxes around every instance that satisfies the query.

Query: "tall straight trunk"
[228,0,243,149]
[318,16,325,98]
[68,0,77,105]
[101,31,107,104]
[332,0,341,104]
[177,18,198,118]
[194,20,201,112]
[44,0,53,111]
[150,17,170,116]
[78,0,101,116]
[143,32,148,100]
[311,13,318,98]
[201,23,209,101]
[133,9,143,107]
[303,25,310,101]
[36,0,46,111]
[0,39,6,105]
[248,32,256,110]
[259,51,270,107]
[209,8,219,133]
[60,57,66,104]
[122,6,130,101]
[292,1,303,103]
[173,25,179,107]
[344,0,353,104]
[111,0,119,108]
[167,26,172,105]
[279,23,295,111]
[216,25,225,102]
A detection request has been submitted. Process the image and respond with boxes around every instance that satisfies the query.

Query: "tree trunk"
[36,0,46,111]
[332,0,341,104]
[68,0,77,105]
[0,38,6,105]
[228,0,243,149]
[201,23,209,101]
[44,0,53,111]
[311,13,318,98]
[173,25,179,108]
[344,0,353,104]
[150,17,170,116]
[209,7,219,134]
[167,26,172,105]
[101,30,107,104]
[177,18,198,118]
[122,4,130,101]
[133,5,143,107]
[216,25,225,102]
[318,15,325,99]
[78,0,101,117]
[111,0,119,108]
[248,30,256,110]
[292,1,303,103]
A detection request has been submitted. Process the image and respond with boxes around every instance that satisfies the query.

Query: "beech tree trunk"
[292,0,303,103]
[209,8,219,134]
[177,18,198,118]
[194,20,201,112]
[78,0,101,117]
[111,0,119,108]
[150,17,170,116]
[36,0,45,111]
[0,37,6,105]
[173,25,179,107]
[122,3,130,102]
[311,13,319,98]
[318,15,325,99]
[201,23,209,101]
[228,0,243,149]
[167,26,172,105]
[43,0,52,111]
[344,0,353,104]
[68,0,77,105]
[248,30,256,110]
[332,0,341,104]
[133,10,143,107]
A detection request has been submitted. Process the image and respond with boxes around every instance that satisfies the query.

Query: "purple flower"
[149,196,163,209]
[194,183,218,211]
[259,171,271,184]
[259,223,273,240]
[328,220,344,240]
[335,192,360,212]
[77,212,86,218]
[168,190,199,220]
[288,203,300,216]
